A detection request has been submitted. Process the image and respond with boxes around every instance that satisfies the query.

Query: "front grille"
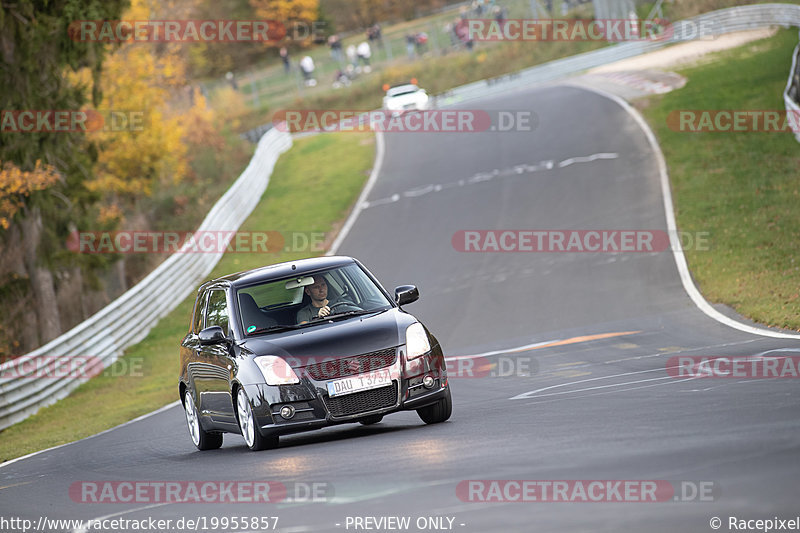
[323,382,398,417]
[300,347,397,380]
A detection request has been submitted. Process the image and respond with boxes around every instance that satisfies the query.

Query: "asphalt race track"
[2,84,799,533]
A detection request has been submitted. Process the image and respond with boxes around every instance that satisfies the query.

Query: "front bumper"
[243,345,447,437]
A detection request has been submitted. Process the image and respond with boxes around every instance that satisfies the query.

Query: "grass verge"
[640,28,800,330]
[0,132,375,462]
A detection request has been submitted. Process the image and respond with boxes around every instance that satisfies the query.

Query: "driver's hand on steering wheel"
[317,304,331,318]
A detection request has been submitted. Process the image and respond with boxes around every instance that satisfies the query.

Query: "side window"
[192,290,208,334]
[205,290,230,334]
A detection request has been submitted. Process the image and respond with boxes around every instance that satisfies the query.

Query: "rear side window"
[205,290,230,334]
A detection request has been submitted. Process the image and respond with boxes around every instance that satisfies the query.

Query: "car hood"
[239,308,416,363]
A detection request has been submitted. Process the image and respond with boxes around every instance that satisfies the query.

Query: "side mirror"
[395,285,419,306]
[199,326,227,345]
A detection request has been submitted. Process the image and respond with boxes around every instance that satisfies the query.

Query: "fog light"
[423,375,435,389]
[279,405,295,419]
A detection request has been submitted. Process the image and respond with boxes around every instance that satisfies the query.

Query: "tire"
[183,389,223,450]
[359,414,383,425]
[236,388,278,451]
[416,386,452,424]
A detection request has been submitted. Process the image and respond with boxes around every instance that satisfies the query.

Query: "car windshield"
[236,263,392,336]
[387,85,419,97]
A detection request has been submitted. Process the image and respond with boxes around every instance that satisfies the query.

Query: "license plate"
[326,369,392,398]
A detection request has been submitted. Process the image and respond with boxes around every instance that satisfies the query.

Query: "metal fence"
[0,128,292,431]
[783,35,800,142]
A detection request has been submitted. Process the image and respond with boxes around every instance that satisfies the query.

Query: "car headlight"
[254,356,300,386]
[405,322,431,360]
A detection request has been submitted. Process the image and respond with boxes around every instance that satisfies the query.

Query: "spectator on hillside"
[346,44,358,69]
[406,33,416,59]
[299,55,316,86]
[328,34,343,63]
[454,18,474,50]
[356,41,372,72]
[333,68,351,89]
[493,5,506,23]
[368,23,383,47]
[415,32,428,56]
[225,71,238,90]
[279,47,290,73]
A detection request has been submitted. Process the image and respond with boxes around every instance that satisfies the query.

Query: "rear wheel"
[236,388,278,451]
[359,414,383,425]
[183,389,223,450]
[416,386,452,424]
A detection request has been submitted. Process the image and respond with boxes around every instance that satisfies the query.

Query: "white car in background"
[382,82,429,114]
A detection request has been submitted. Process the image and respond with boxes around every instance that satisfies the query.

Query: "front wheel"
[184,389,223,450]
[236,388,278,451]
[416,386,452,424]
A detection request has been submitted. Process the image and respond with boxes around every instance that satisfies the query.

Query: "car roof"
[204,256,357,289]
[386,84,420,96]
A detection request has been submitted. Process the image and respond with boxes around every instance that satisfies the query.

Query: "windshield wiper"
[325,308,387,321]
[248,323,308,335]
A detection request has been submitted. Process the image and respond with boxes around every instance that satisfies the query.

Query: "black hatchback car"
[179,256,452,450]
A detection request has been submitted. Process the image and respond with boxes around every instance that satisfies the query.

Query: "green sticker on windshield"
[247,325,256,333]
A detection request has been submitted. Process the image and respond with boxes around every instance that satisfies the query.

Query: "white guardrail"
[784,39,800,142]
[3,4,800,432]
[0,128,292,430]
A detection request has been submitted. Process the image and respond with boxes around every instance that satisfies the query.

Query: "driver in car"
[297,275,358,324]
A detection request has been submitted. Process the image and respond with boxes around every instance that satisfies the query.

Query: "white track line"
[511,365,696,400]
[568,83,800,340]
[0,401,180,470]
[446,339,559,360]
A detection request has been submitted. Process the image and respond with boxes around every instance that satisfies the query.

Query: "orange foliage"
[0,160,60,229]
[250,0,319,25]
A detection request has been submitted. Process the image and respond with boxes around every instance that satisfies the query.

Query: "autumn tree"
[250,0,321,45]
[250,0,319,27]
[0,0,127,352]
[0,0,219,357]
[76,0,190,221]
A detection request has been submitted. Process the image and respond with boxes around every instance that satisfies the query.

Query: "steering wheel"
[311,300,361,320]
[328,300,361,313]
